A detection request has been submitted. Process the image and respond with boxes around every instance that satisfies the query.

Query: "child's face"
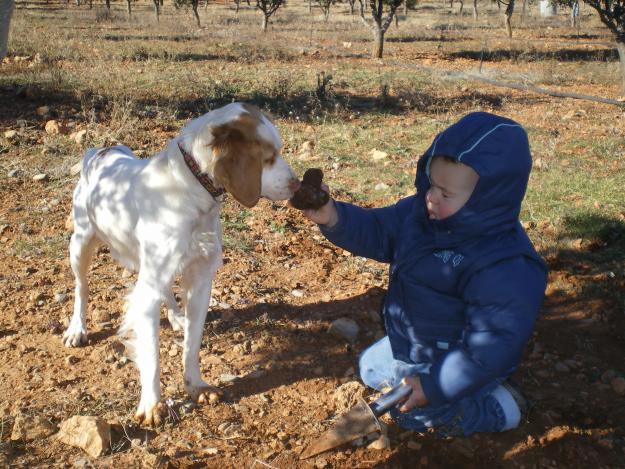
[425,157,479,221]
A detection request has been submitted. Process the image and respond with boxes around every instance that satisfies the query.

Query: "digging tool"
[299,383,412,459]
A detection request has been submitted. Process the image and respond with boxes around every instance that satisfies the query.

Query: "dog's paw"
[134,401,164,427]
[63,324,88,347]
[185,382,223,405]
[167,309,185,332]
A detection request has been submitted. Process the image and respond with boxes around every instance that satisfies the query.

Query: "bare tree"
[554,0,625,89]
[174,0,202,26]
[497,0,514,37]
[348,0,356,14]
[256,0,285,31]
[472,0,478,19]
[317,0,333,20]
[127,0,132,16]
[359,0,404,58]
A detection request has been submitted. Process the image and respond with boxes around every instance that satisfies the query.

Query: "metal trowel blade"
[299,398,381,460]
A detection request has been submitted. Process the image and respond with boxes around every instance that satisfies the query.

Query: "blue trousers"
[358,337,521,437]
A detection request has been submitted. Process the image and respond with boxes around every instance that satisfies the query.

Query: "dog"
[63,102,299,426]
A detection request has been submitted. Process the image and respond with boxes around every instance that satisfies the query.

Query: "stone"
[45,120,61,135]
[370,149,388,161]
[328,317,359,343]
[7,169,22,178]
[3,130,17,140]
[72,129,87,145]
[36,106,50,116]
[70,162,82,176]
[10,413,56,441]
[57,416,111,458]
[367,434,390,450]
[374,183,389,191]
[33,173,49,182]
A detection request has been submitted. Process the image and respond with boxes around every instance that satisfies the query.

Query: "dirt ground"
[2,2,625,468]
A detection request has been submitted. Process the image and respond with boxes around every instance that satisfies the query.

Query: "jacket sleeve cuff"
[419,372,448,407]
[318,201,349,236]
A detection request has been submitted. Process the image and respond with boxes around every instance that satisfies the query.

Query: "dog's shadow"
[204,286,387,402]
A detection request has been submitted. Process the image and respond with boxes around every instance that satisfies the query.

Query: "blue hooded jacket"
[320,112,548,406]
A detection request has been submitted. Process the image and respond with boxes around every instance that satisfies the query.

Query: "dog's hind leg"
[64,205,98,347]
[164,289,184,332]
[180,257,221,403]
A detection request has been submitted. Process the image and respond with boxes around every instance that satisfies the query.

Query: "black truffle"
[289,168,330,210]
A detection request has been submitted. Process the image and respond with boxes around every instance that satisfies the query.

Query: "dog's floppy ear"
[212,115,263,208]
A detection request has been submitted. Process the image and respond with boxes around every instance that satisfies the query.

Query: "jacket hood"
[414,112,532,243]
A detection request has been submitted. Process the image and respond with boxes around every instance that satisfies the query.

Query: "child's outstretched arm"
[296,184,414,263]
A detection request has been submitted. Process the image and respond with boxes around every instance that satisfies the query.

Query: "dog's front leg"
[181,259,221,403]
[121,280,164,426]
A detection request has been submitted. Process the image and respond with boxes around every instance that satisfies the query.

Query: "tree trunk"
[193,0,200,26]
[570,0,579,28]
[105,0,110,10]
[458,0,463,15]
[308,0,312,13]
[520,0,526,23]
[153,0,160,21]
[235,0,240,12]
[127,0,132,16]
[472,0,477,20]
[373,28,384,58]
[262,14,268,31]
[350,0,355,14]
[617,40,625,92]
[403,0,407,14]
[504,0,513,38]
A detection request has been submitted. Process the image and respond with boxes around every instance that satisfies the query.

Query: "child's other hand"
[292,184,339,227]
[399,376,428,412]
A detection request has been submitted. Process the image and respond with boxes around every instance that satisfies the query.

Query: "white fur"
[63,103,297,426]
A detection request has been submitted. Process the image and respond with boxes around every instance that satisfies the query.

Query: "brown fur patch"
[211,111,277,208]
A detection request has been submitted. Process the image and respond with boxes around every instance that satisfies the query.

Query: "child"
[296,112,547,436]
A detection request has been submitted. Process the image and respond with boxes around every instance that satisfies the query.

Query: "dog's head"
[178,103,297,208]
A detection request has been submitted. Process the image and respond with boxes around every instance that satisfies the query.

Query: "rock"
[374,183,389,191]
[611,377,625,396]
[33,173,49,182]
[3,130,17,140]
[37,106,50,116]
[54,292,68,303]
[342,41,352,48]
[333,381,366,413]
[10,413,56,441]
[291,289,304,298]
[370,149,388,161]
[367,434,390,450]
[71,129,87,145]
[328,317,359,343]
[57,416,111,458]
[45,120,62,135]
[219,373,238,383]
[314,458,328,469]
[7,169,22,178]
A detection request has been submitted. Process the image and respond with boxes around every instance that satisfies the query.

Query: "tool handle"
[369,383,413,417]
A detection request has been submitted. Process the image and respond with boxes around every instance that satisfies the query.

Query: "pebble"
[291,289,304,298]
[33,173,49,182]
[367,434,390,450]
[8,169,22,178]
[327,317,359,344]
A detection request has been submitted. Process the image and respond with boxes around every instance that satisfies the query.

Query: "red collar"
[178,143,226,200]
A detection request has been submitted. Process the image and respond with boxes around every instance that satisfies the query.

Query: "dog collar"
[178,143,226,200]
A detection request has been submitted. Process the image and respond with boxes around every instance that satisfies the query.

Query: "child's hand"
[399,376,428,412]
[292,184,339,227]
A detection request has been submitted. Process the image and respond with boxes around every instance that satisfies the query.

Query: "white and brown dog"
[63,103,299,425]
